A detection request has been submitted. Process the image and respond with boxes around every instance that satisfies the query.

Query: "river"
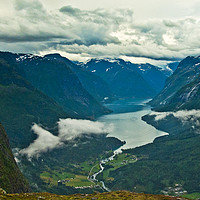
[98,98,168,151]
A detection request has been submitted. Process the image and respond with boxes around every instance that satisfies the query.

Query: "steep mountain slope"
[45,54,114,102]
[167,62,179,72]
[0,53,68,148]
[156,76,200,111]
[13,52,110,119]
[0,123,30,193]
[131,63,169,92]
[83,59,156,98]
[82,58,169,98]
[150,56,200,110]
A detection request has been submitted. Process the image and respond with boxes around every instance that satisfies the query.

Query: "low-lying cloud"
[20,118,113,158]
[58,118,113,141]
[20,123,63,158]
[150,110,200,135]
[150,109,200,121]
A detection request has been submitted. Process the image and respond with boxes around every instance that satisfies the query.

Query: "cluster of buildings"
[161,184,187,196]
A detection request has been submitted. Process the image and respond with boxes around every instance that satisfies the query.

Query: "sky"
[1,0,200,64]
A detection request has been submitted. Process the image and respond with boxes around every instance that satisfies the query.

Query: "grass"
[65,175,95,187]
[182,193,200,199]
[79,160,100,175]
[102,153,137,180]
[0,191,192,200]
[39,153,137,189]
[40,170,76,186]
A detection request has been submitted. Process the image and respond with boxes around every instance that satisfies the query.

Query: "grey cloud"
[1,1,200,62]
[0,3,121,46]
[59,6,134,25]
[14,0,44,12]
[59,6,82,16]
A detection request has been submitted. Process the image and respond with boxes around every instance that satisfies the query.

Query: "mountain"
[131,63,169,92]
[150,56,200,111]
[155,76,200,111]
[70,63,115,102]
[167,62,179,72]
[13,52,110,119]
[82,58,169,98]
[0,53,69,148]
[0,123,30,193]
[45,54,114,102]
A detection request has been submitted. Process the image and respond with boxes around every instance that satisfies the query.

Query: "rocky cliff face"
[0,123,30,193]
[150,56,200,111]
[156,76,200,111]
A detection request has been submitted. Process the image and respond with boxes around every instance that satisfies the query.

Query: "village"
[161,184,188,196]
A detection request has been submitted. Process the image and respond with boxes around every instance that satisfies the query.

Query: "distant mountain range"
[80,58,172,98]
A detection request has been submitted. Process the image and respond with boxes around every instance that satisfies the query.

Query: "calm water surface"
[98,99,168,150]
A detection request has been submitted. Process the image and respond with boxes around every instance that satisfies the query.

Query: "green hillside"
[0,191,190,200]
[0,56,68,148]
[0,123,30,193]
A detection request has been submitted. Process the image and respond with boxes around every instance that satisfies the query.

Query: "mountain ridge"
[81,58,170,98]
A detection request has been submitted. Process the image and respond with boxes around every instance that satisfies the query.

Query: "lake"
[98,98,168,151]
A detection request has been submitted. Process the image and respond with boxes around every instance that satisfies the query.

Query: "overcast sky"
[1,0,200,64]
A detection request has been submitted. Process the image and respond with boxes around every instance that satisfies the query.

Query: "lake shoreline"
[98,98,168,151]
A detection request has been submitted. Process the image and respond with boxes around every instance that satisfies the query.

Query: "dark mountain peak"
[176,55,200,71]
[44,53,62,58]
[44,53,76,68]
